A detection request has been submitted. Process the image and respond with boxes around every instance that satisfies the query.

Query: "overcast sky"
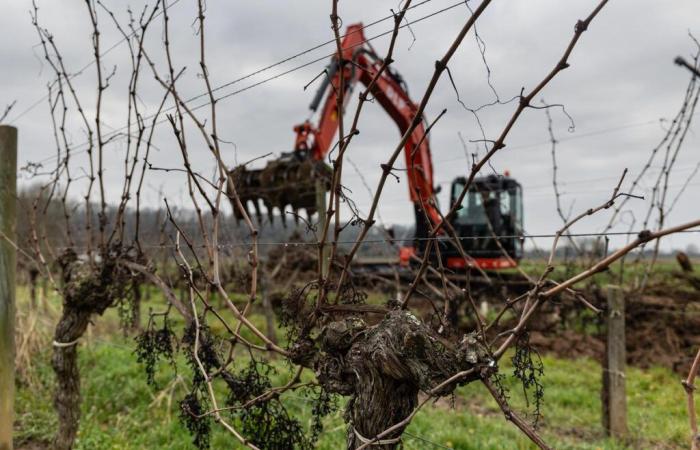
[1,0,699,250]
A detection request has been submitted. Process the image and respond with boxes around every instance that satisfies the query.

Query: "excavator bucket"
[227,153,332,227]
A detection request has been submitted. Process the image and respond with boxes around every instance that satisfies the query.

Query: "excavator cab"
[444,174,524,269]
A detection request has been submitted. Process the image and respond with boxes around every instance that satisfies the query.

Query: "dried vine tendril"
[225,359,326,450]
[308,386,337,444]
[134,311,176,387]
[489,371,510,404]
[180,390,212,450]
[511,332,545,427]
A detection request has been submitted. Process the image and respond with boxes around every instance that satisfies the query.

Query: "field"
[13,284,693,450]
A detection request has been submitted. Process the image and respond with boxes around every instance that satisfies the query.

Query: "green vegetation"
[516,258,683,288]
[15,341,690,449]
[13,288,691,449]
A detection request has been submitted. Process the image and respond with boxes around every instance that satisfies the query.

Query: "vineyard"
[1,1,700,450]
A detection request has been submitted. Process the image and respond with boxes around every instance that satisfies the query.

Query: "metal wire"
[29,0,468,165]
[121,227,700,250]
[8,0,186,125]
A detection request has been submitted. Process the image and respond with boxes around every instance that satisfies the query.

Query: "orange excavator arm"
[228,23,523,271]
[293,23,442,231]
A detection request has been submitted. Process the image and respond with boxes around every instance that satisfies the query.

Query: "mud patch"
[530,292,700,374]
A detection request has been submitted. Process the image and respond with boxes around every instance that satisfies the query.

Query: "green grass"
[13,286,692,449]
[515,258,683,290]
[15,339,691,449]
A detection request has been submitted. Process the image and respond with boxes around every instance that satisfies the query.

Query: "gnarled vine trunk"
[51,252,134,450]
[344,366,418,449]
[51,309,91,450]
[315,310,487,450]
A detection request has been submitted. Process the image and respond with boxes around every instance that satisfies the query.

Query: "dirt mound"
[531,291,700,374]
[530,329,604,360]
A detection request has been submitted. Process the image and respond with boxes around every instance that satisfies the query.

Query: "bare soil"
[532,287,700,374]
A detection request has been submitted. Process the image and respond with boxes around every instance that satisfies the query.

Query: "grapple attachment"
[227,153,332,226]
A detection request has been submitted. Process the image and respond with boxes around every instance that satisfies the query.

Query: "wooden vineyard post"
[0,125,17,450]
[602,284,627,439]
[259,273,278,347]
[315,179,329,277]
[685,348,700,450]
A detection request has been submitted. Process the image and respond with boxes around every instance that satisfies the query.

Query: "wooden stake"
[0,125,17,450]
[602,284,627,439]
[259,274,278,346]
[315,179,329,277]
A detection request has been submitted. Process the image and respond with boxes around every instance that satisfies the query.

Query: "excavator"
[229,24,523,271]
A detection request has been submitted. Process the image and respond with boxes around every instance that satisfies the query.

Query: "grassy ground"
[13,286,692,449]
[516,258,685,289]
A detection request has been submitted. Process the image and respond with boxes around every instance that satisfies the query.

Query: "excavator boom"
[228,23,523,270]
[228,23,440,231]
